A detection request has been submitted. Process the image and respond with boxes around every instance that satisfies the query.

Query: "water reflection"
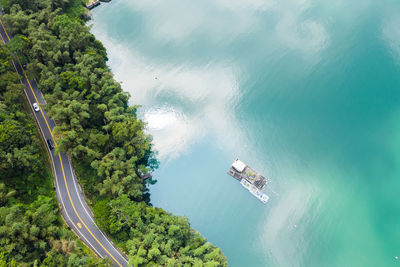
[91,0,400,266]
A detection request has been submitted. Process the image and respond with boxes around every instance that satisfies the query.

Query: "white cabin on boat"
[227,159,269,204]
[232,159,246,172]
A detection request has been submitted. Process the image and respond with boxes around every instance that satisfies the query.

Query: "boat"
[228,159,269,203]
[240,179,269,203]
[85,0,100,9]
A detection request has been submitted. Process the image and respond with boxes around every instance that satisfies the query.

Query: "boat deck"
[227,159,270,203]
[228,165,267,190]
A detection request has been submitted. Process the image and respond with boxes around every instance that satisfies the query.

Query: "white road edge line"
[68,158,99,225]
[54,155,103,257]
[67,157,129,263]
[5,47,104,259]
[30,85,104,258]
[2,21,128,266]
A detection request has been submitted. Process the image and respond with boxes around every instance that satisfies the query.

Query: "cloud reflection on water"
[122,0,329,53]
[90,0,332,265]
[89,33,242,159]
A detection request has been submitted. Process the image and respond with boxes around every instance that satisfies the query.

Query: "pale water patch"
[144,107,197,159]
[260,182,316,266]
[91,30,243,160]
[107,0,330,55]
[145,108,179,130]
[382,15,400,62]
[276,16,328,54]
[215,0,277,12]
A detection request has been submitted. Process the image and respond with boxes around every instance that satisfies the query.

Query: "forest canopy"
[0,0,227,265]
[0,41,111,267]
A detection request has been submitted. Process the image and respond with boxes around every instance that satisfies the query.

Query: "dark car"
[47,139,54,150]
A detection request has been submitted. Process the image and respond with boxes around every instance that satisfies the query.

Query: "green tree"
[0,41,106,266]
[7,34,30,62]
[0,2,227,265]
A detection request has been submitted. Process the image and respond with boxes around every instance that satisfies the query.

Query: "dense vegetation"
[0,42,111,266]
[0,0,227,266]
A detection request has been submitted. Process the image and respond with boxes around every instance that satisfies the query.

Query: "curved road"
[0,15,128,267]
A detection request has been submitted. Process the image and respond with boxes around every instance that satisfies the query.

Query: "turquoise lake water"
[91,1,400,266]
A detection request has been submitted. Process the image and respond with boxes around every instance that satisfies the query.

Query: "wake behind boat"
[227,159,269,203]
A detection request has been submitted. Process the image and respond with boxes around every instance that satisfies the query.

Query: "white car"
[32,102,39,112]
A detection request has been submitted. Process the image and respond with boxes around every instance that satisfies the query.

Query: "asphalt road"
[0,14,128,267]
